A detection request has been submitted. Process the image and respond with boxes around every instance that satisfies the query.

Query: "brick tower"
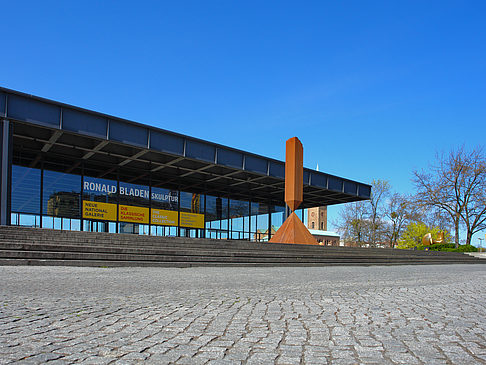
[307,206,327,231]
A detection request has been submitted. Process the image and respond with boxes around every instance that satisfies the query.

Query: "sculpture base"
[269,212,319,245]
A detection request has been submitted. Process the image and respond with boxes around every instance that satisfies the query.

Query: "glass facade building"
[0,87,371,241]
[10,164,289,240]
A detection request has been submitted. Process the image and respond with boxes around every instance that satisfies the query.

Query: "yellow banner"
[83,201,117,221]
[180,211,205,229]
[119,205,149,224]
[151,209,178,226]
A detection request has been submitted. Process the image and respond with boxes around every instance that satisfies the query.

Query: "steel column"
[0,119,12,225]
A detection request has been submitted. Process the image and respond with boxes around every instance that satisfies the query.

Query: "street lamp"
[479,238,484,253]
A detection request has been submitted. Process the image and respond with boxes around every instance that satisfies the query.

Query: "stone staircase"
[0,226,484,267]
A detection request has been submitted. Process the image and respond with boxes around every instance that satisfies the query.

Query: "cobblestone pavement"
[1,264,486,364]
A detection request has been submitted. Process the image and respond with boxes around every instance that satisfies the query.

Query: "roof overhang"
[1,87,371,208]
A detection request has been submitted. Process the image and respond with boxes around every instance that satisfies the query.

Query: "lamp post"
[479,238,483,253]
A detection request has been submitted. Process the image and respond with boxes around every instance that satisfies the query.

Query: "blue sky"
[2,1,485,243]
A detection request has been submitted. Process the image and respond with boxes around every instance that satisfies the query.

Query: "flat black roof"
[0,86,371,208]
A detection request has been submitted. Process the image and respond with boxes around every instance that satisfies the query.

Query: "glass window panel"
[11,213,18,225]
[252,202,269,241]
[230,216,242,236]
[230,199,249,219]
[140,224,150,235]
[206,195,227,231]
[270,205,285,230]
[119,222,137,234]
[119,181,150,207]
[42,216,53,228]
[150,225,177,236]
[53,217,62,230]
[83,176,117,204]
[257,202,269,215]
[256,214,268,231]
[230,199,248,239]
[180,191,204,213]
[256,214,269,241]
[43,169,81,218]
[67,219,81,231]
[250,214,257,232]
[180,227,201,238]
[243,216,250,235]
[252,202,269,215]
[296,208,304,221]
[12,165,41,214]
[180,192,205,237]
[251,202,259,216]
[250,202,259,240]
[151,187,178,210]
[83,220,116,233]
[220,197,228,230]
[108,222,117,233]
[205,195,220,222]
[17,214,40,228]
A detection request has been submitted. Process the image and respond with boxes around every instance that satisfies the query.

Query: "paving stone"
[14,352,63,364]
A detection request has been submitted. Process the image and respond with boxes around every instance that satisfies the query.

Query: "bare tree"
[423,206,452,233]
[385,193,409,248]
[413,146,486,247]
[336,179,390,247]
[368,179,391,247]
[336,201,368,247]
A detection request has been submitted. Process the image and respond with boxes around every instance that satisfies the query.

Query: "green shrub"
[431,243,455,251]
[419,244,477,252]
[453,245,477,252]
[417,243,454,251]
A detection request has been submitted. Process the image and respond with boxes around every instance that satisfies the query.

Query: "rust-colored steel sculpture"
[285,137,303,211]
[269,137,318,245]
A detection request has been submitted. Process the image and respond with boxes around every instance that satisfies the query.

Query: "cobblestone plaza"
[1,264,486,364]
